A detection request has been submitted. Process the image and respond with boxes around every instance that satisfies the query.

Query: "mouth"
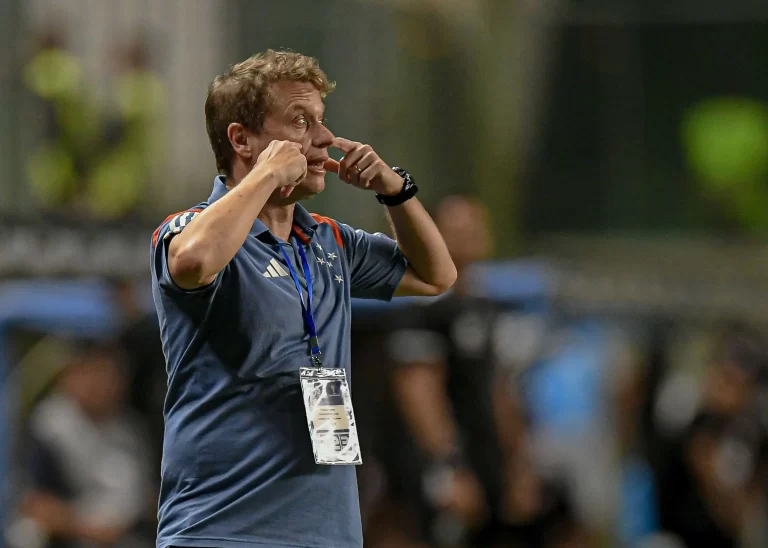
[307,160,327,175]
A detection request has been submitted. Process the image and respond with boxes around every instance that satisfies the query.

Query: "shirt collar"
[208,175,319,242]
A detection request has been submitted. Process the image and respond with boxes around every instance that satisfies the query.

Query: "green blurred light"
[23,48,83,100]
[682,97,768,232]
[682,97,768,188]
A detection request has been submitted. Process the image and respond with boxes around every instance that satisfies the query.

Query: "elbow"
[168,239,212,288]
[432,262,457,295]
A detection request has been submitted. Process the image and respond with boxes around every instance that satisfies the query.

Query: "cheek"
[257,123,300,145]
[301,135,314,153]
[271,128,308,152]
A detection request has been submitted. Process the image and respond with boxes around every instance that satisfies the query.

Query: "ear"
[227,122,253,163]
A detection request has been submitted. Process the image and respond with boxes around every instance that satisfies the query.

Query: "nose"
[313,123,335,149]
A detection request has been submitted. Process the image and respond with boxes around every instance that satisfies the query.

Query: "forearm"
[392,365,460,459]
[22,492,124,544]
[169,166,278,287]
[492,376,526,458]
[387,198,456,293]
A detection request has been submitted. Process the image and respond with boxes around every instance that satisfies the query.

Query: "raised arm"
[168,140,306,289]
[331,137,456,297]
[386,197,456,297]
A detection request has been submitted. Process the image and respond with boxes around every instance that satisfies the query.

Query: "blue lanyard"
[279,236,323,366]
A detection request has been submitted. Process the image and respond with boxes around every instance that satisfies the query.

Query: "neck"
[258,202,296,241]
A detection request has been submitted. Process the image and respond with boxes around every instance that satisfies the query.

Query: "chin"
[297,174,326,198]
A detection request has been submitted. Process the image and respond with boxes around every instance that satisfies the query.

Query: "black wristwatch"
[376,167,418,206]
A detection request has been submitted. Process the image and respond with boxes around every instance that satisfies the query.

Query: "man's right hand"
[443,468,489,528]
[256,140,307,196]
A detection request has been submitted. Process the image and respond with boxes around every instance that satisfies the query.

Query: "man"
[657,327,768,548]
[110,276,166,476]
[19,342,153,548]
[383,196,581,547]
[149,50,455,548]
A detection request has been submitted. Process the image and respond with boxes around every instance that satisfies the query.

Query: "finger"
[358,165,377,189]
[339,144,370,182]
[324,158,340,174]
[258,141,275,163]
[349,164,364,187]
[296,155,308,183]
[338,143,364,182]
[331,137,357,154]
[278,140,302,151]
[355,151,378,173]
[276,140,297,153]
[281,167,306,199]
[356,153,380,188]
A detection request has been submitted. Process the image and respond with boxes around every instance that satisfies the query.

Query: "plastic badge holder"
[300,367,362,465]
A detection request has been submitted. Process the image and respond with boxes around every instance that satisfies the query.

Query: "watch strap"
[376,167,418,206]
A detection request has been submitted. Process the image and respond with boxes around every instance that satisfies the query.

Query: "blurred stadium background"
[3,0,768,547]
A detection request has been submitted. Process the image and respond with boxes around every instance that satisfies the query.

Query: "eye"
[294,116,309,128]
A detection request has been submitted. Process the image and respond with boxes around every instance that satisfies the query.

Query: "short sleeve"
[150,207,214,293]
[336,222,407,301]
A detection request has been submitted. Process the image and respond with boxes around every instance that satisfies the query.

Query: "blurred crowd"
[4,194,768,548]
[22,28,166,220]
[5,7,768,548]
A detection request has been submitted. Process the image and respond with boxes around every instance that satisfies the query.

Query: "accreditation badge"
[300,367,362,465]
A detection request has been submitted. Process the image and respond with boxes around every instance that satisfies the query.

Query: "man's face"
[62,353,128,420]
[248,80,335,200]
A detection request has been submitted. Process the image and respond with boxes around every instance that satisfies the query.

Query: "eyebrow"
[286,103,324,119]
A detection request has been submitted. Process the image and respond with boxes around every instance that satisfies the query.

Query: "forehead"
[268,80,324,115]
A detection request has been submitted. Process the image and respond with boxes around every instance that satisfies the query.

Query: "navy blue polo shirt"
[150,176,407,548]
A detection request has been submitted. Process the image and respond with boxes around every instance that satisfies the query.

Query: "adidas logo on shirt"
[263,258,290,278]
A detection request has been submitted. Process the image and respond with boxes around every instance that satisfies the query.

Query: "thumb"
[324,158,340,174]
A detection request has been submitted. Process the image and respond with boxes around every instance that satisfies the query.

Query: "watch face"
[392,166,407,177]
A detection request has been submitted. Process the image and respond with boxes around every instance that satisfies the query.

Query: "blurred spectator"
[86,38,167,219]
[110,277,166,477]
[23,31,166,220]
[609,327,661,546]
[13,342,154,548]
[23,29,103,213]
[657,325,768,547]
[370,195,583,548]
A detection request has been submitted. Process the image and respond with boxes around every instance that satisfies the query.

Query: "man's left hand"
[330,137,404,196]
